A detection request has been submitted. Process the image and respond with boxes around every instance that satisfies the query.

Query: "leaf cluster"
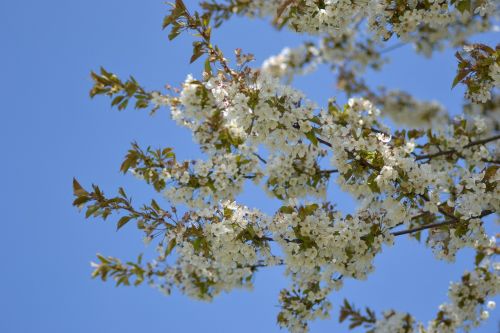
[339,299,377,331]
[91,254,159,287]
[120,143,176,192]
[72,178,175,233]
[90,67,154,111]
[452,43,499,90]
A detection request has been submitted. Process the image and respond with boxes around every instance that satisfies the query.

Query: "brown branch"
[482,158,500,164]
[315,125,499,164]
[392,210,494,236]
[319,169,339,174]
[259,210,494,243]
[415,134,500,161]
[392,220,457,236]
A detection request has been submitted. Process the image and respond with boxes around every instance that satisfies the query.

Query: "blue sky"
[0,1,498,332]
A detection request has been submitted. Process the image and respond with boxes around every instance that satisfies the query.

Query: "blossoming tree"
[73,1,500,332]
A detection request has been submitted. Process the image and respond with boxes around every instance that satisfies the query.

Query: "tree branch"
[316,128,499,164]
[391,210,494,236]
[260,210,493,243]
[415,134,500,161]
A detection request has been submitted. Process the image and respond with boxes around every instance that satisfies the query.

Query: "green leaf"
[367,173,380,193]
[452,0,471,13]
[475,251,486,266]
[190,42,205,63]
[111,95,125,106]
[85,205,100,218]
[165,238,177,256]
[168,23,182,41]
[120,150,138,174]
[279,206,295,214]
[303,203,319,215]
[305,130,318,146]
[309,116,321,125]
[339,299,351,323]
[117,216,132,230]
[96,254,110,264]
[452,69,469,88]
[73,196,90,206]
[162,12,179,29]
[151,199,160,211]
[204,57,212,75]
[117,99,129,111]
[483,165,499,181]
[118,187,127,198]
[73,178,88,197]
[223,207,234,218]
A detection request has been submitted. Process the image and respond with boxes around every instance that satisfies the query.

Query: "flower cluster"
[463,94,500,135]
[151,63,498,328]
[78,1,500,332]
[374,311,414,333]
[424,263,500,332]
[266,143,329,199]
[369,249,499,333]
[270,202,393,332]
[262,43,320,81]
[261,31,386,90]
[91,64,499,329]
[171,72,318,152]
[161,150,261,208]
[272,203,394,281]
[157,201,275,299]
[208,0,495,56]
[379,91,449,129]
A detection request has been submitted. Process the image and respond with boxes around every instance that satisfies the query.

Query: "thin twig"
[253,152,268,164]
[379,42,406,54]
